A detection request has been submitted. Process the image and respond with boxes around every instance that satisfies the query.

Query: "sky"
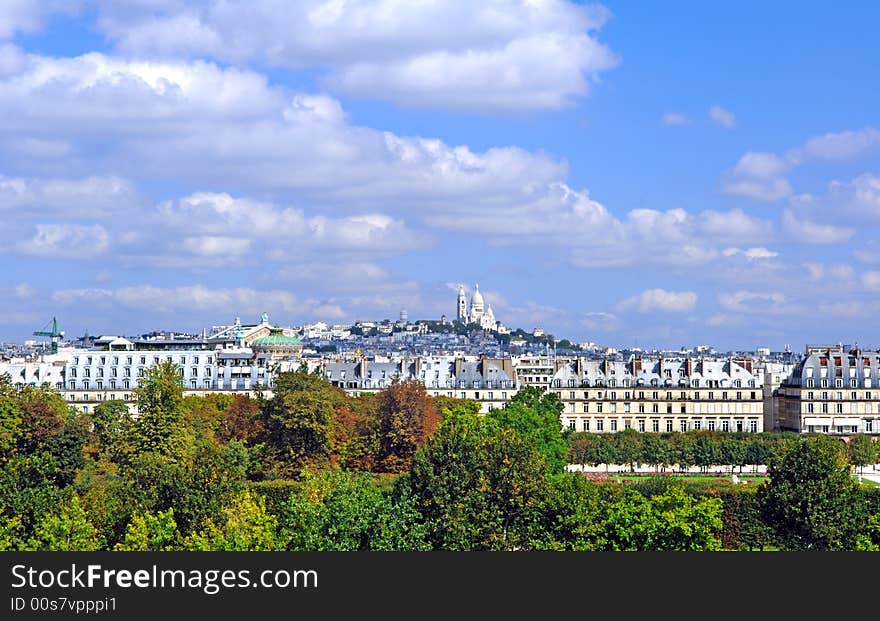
[2,0,880,352]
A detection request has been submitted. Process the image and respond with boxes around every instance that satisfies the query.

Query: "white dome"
[471,284,484,306]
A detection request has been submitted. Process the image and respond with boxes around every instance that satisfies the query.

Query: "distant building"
[456,284,498,330]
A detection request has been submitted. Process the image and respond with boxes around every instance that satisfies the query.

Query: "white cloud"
[722,247,778,260]
[709,104,735,129]
[616,289,697,313]
[0,1,80,39]
[662,112,690,126]
[181,236,251,258]
[14,283,34,298]
[580,311,618,330]
[800,127,880,161]
[722,151,793,201]
[782,209,854,244]
[861,271,880,291]
[0,174,137,218]
[802,262,855,282]
[52,285,345,319]
[95,0,619,112]
[18,223,109,258]
[717,290,793,314]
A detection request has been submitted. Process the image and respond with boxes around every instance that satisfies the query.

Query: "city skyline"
[2,2,880,350]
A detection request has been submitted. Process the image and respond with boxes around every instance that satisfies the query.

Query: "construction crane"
[33,317,64,354]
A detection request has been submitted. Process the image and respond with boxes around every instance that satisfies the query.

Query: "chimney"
[454,357,463,379]
[358,358,367,379]
[576,356,584,378]
[631,354,642,375]
[685,356,693,377]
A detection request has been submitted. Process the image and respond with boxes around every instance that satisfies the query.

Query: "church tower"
[457,285,468,322]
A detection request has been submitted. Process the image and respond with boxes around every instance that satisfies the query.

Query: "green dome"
[251,326,301,349]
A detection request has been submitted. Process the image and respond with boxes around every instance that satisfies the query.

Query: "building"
[776,344,879,434]
[549,355,765,434]
[457,284,498,330]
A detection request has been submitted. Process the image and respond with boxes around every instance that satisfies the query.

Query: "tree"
[488,386,567,473]
[0,374,21,458]
[848,435,876,476]
[640,433,673,473]
[745,439,771,473]
[91,400,131,452]
[614,428,643,472]
[373,379,440,473]
[532,473,604,550]
[408,405,549,550]
[758,436,867,550]
[279,469,429,551]
[600,486,723,551]
[218,394,264,445]
[184,490,278,551]
[115,508,178,551]
[721,437,748,474]
[131,361,185,457]
[263,370,343,475]
[26,493,100,551]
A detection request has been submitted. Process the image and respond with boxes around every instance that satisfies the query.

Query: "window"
[680,404,686,414]
[651,420,659,432]
[708,391,714,400]
[583,404,589,413]
[722,420,730,432]
[610,420,618,432]
[749,420,758,433]
[624,403,631,413]
[822,425,829,433]
[639,420,646,432]
[866,420,873,432]
[694,420,702,430]
[460,392,466,399]
[652,404,658,413]
[836,391,843,400]
[569,391,575,400]
[597,403,603,413]
[851,391,858,400]
[624,420,631,430]
[190,380,197,389]
[666,420,673,432]
[808,391,814,400]
[736,392,742,400]
[694,392,700,400]
[807,403,814,413]
[835,379,843,388]
[707,420,716,431]
[582,420,590,432]
[638,404,645,413]
[596,420,604,431]
[680,421,687,432]
[835,403,843,413]
[822,403,829,413]
[568,419,576,431]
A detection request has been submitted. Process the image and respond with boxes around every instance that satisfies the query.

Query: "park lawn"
[601,473,769,484]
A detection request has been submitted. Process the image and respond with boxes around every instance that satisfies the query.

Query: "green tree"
[758,436,867,550]
[0,375,21,458]
[532,473,604,550]
[184,490,278,551]
[488,386,567,473]
[640,433,673,473]
[745,439,771,473]
[91,400,132,453]
[614,428,643,472]
[26,493,100,551]
[279,469,429,551]
[131,361,185,457]
[848,435,876,476]
[263,370,342,475]
[115,508,178,551]
[721,437,748,474]
[408,405,548,550]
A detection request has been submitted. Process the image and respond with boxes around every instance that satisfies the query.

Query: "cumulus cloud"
[18,223,109,258]
[709,104,735,129]
[0,174,138,218]
[717,290,794,314]
[94,0,619,112]
[782,209,854,244]
[722,247,778,260]
[723,127,880,203]
[799,127,880,161]
[616,289,697,313]
[722,151,793,201]
[0,1,81,39]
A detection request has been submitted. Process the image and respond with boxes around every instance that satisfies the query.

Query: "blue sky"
[2,1,880,351]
